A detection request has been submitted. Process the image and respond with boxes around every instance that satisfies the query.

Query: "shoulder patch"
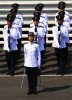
[40,16,45,18]
[65,13,69,16]
[30,23,34,28]
[4,25,8,29]
[38,25,44,28]
[16,17,21,19]
[30,26,34,28]
[12,26,17,30]
[24,42,28,45]
[30,22,33,24]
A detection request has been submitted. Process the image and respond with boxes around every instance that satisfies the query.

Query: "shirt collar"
[28,41,34,44]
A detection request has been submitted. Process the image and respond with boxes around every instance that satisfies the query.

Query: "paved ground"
[0,76,72,100]
[0,46,72,100]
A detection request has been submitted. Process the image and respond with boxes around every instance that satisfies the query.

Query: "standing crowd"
[2,1,71,95]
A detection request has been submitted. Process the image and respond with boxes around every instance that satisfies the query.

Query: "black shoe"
[7,72,11,75]
[57,70,65,75]
[27,91,33,95]
[10,72,14,76]
[57,70,61,74]
[33,91,37,95]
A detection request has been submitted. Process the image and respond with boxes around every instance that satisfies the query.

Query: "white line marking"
[0,74,72,77]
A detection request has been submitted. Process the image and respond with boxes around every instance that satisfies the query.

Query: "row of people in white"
[3,3,24,76]
[52,13,69,74]
[10,5,24,57]
[52,1,70,74]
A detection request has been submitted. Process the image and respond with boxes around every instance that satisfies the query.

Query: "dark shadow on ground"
[38,85,72,93]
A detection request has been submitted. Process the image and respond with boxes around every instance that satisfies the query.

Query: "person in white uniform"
[55,1,71,32]
[24,32,41,95]
[34,3,48,47]
[29,16,46,63]
[11,3,24,57]
[52,14,69,74]
[3,14,18,76]
[12,3,24,25]
[35,3,48,27]
[55,1,70,65]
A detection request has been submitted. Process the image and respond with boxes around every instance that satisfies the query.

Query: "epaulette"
[30,22,33,25]
[17,12,23,16]
[41,12,47,17]
[30,26,34,28]
[30,23,34,28]
[13,22,18,25]
[4,25,8,29]
[39,22,43,24]
[19,13,23,16]
[40,16,45,19]
[16,17,21,20]
[33,41,38,44]
[38,25,44,28]
[12,26,17,30]
[39,22,44,26]
[65,11,70,16]
[24,42,28,45]
[12,24,18,29]
[65,13,69,16]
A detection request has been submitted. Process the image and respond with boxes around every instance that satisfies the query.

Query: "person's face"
[12,12,16,16]
[59,8,64,12]
[57,20,63,25]
[14,7,18,11]
[33,20,39,27]
[28,35,34,42]
[7,21,13,28]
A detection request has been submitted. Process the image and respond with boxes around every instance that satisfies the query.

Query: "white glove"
[8,34,10,37]
[7,49,10,52]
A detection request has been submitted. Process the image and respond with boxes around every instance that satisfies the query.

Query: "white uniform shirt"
[32,12,48,34]
[3,25,18,51]
[13,12,24,38]
[52,25,69,48]
[16,12,24,25]
[39,16,48,34]
[55,11,71,32]
[24,42,41,68]
[41,12,48,26]
[29,23,45,51]
[12,23,21,39]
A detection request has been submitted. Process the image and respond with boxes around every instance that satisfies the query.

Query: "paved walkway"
[0,76,72,100]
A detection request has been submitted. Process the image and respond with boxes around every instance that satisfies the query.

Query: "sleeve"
[24,44,25,66]
[44,13,48,26]
[37,45,41,68]
[43,19,48,34]
[52,26,60,48]
[61,27,69,39]
[10,28,18,40]
[55,13,58,25]
[21,15,24,25]
[52,27,57,40]
[38,27,45,37]
[65,15,71,32]
[3,29,10,51]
